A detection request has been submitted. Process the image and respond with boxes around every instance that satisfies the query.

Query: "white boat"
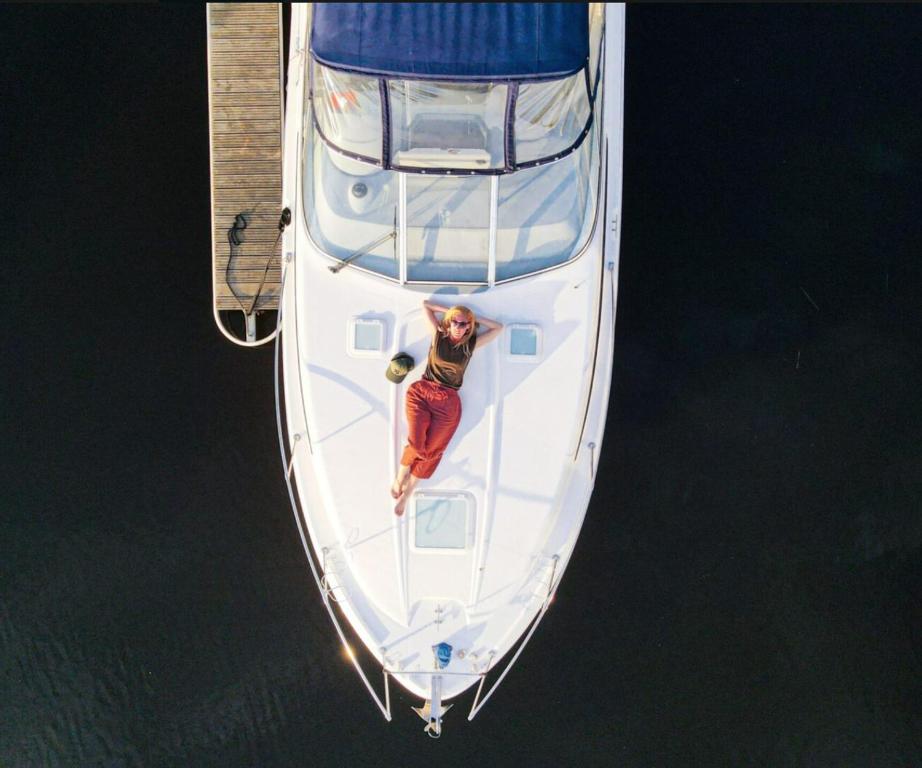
[275,2,625,735]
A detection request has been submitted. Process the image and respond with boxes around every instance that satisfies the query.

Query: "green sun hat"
[385,352,415,383]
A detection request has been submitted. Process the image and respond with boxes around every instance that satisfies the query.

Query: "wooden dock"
[206,3,284,344]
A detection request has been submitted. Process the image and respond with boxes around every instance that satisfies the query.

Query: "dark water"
[2,6,921,766]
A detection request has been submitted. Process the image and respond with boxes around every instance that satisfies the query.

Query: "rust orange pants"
[400,379,462,479]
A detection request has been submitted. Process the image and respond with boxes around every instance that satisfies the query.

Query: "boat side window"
[388,80,508,170]
[312,61,384,162]
[514,71,591,165]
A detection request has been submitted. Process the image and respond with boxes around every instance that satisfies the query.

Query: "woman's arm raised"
[422,300,449,331]
[475,314,504,347]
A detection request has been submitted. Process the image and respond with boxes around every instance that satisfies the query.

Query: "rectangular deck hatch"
[349,317,386,356]
[412,492,473,552]
[507,324,542,361]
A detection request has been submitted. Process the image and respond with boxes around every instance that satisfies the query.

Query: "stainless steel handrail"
[274,263,392,721]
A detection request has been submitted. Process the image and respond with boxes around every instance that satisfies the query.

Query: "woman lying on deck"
[391,300,504,516]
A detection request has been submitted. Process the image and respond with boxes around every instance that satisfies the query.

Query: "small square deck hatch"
[506,324,542,362]
[412,492,473,552]
[348,317,386,357]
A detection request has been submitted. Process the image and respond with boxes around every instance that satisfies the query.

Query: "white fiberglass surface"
[286,249,609,690]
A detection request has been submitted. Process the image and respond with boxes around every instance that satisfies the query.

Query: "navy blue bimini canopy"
[311,2,589,81]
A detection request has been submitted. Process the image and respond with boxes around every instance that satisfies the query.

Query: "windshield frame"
[302,97,605,287]
[308,57,600,176]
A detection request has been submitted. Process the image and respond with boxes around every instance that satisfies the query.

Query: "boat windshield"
[311,60,594,173]
[302,5,603,283]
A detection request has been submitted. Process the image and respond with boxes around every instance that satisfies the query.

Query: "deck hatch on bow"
[411,492,474,552]
[349,317,386,356]
[507,325,542,360]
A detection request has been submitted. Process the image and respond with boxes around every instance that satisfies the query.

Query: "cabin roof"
[311,2,588,81]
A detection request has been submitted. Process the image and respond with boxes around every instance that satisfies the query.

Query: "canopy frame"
[308,56,601,177]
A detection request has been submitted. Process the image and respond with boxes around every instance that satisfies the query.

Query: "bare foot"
[390,464,410,500]
[394,474,419,516]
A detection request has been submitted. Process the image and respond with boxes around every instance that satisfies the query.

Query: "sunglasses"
[450,319,471,329]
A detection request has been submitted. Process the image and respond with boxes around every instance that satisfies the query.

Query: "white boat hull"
[277,2,625,707]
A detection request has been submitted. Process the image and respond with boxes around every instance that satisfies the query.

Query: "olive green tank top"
[423,330,478,390]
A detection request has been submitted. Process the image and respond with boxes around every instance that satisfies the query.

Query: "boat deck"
[207,3,284,332]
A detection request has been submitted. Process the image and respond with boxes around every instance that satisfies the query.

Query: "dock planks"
[207,2,283,320]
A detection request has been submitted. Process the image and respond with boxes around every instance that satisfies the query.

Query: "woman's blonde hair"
[439,305,476,352]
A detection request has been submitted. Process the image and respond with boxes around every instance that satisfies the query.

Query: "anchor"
[412,677,453,738]
[412,643,454,738]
